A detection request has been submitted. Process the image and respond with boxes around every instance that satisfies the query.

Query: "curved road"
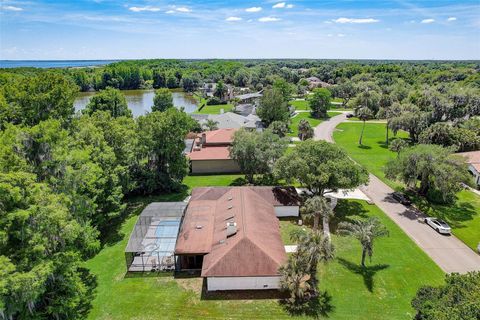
[315,113,480,273]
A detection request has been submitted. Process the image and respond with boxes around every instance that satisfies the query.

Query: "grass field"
[289,100,344,111]
[85,191,444,319]
[333,122,480,251]
[194,103,234,114]
[288,111,341,137]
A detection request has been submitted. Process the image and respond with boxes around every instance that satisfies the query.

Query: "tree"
[214,80,228,101]
[84,87,132,118]
[152,88,174,112]
[356,107,374,145]
[274,140,368,196]
[134,109,195,194]
[301,196,333,235]
[385,144,470,203]
[1,72,78,126]
[268,120,289,138]
[273,78,295,101]
[256,88,290,127]
[0,172,99,319]
[334,81,357,107]
[411,271,480,320]
[351,86,381,114]
[203,119,218,131]
[388,104,430,143]
[279,254,312,310]
[229,129,288,184]
[292,229,335,276]
[338,218,389,267]
[298,119,314,141]
[419,122,480,152]
[308,88,331,118]
[388,139,408,156]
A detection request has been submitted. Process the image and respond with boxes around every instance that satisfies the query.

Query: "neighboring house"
[192,112,263,131]
[306,76,331,90]
[202,82,234,100]
[175,186,300,291]
[235,91,263,104]
[187,129,240,174]
[234,103,255,116]
[458,151,480,186]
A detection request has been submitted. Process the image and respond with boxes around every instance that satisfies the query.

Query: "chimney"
[201,133,206,145]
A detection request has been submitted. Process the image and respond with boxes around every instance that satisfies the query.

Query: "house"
[202,82,234,100]
[175,186,300,291]
[234,103,255,116]
[235,91,263,104]
[187,129,240,174]
[192,112,263,131]
[457,151,480,186]
[306,76,331,90]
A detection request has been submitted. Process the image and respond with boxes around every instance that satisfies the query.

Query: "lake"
[74,89,199,116]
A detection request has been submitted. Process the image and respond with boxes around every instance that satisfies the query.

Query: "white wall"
[274,206,299,217]
[207,276,281,291]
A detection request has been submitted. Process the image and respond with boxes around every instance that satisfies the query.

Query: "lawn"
[193,103,234,114]
[280,200,444,319]
[289,111,341,137]
[85,194,444,319]
[333,122,480,251]
[289,100,342,111]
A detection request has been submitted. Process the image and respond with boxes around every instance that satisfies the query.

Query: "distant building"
[457,151,480,186]
[187,129,240,174]
[202,82,234,100]
[306,76,331,90]
[234,103,256,116]
[175,186,300,291]
[235,91,263,104]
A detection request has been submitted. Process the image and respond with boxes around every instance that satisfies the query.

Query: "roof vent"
[225,214,234,221]
[226,222,237,237]
[219,239,225,244]
[227,205,233,210]
[195,225,203,229]
[228,196,233,201]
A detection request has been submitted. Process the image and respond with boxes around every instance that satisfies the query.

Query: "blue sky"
[0,0,479,60]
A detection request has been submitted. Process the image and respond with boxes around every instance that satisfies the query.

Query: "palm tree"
[279,254,312,307]
[356,107,374,145]
[203,119,218,131]
[301,196,333,235]
[297,119,313,141]
[337,218,389,267]
[293,230,335,277]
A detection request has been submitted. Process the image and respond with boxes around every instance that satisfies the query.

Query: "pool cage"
[125,202,187,272]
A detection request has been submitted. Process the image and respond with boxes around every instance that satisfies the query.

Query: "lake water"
[74,89,199,116]
[0,60,119,68]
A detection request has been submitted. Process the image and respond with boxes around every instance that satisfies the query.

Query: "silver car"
[424,217,451,234]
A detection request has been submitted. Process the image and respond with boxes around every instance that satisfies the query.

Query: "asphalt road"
[314,112,480,273]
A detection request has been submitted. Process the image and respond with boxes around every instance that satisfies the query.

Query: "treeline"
[0,72,196,318]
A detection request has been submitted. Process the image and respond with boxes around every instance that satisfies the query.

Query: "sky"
[0,0,479,60]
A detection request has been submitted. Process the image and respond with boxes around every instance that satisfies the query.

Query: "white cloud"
[286,4,294,9]
[337,33,346,37]
[129,6,161,12]
[246,7,262,12]
[273,2,286,8]
[258,16,281,22]
[447,17,457,21]
[165,10,174,14]
[421,18,435,24]
[226,16,242,22]
[334,17,379,24]
[2,5,23,11]
[176,7,191,13]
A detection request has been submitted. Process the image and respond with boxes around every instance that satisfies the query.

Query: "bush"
[206,97,225,105]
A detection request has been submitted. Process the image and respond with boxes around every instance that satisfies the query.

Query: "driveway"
[314,113,480,273]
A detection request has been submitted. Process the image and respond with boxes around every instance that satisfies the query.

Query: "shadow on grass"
[280,291,334,319]
[357,145,372,150]
[331,200,369,232]
[124,271,174,279]
[376,140,388,149]
[337,258,389,293]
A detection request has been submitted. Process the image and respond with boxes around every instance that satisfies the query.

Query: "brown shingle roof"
[176,187,291,277]
[187,146,231,161]
[457,151,480,172]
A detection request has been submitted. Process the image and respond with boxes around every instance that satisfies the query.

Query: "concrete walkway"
[314,113,480,273]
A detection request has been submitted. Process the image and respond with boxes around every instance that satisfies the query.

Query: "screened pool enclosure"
[125,202,187,272]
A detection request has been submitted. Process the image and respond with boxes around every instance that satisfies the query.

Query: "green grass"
[334,122,480,251]
[194,104,234,114]
[289,100,341,111]
[183,174,243,189]
[85,195,444,319]
[288,111,341,138]
[281,200,444,319]
[333,122,408,189]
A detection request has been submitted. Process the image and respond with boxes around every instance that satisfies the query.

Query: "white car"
[424,217,451,234]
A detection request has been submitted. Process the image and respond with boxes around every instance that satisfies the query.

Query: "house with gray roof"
[192,112,263,131]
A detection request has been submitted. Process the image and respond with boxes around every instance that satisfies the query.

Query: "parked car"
[346,113,354,118]
[392,192,412,206]
[424,217,451,234]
